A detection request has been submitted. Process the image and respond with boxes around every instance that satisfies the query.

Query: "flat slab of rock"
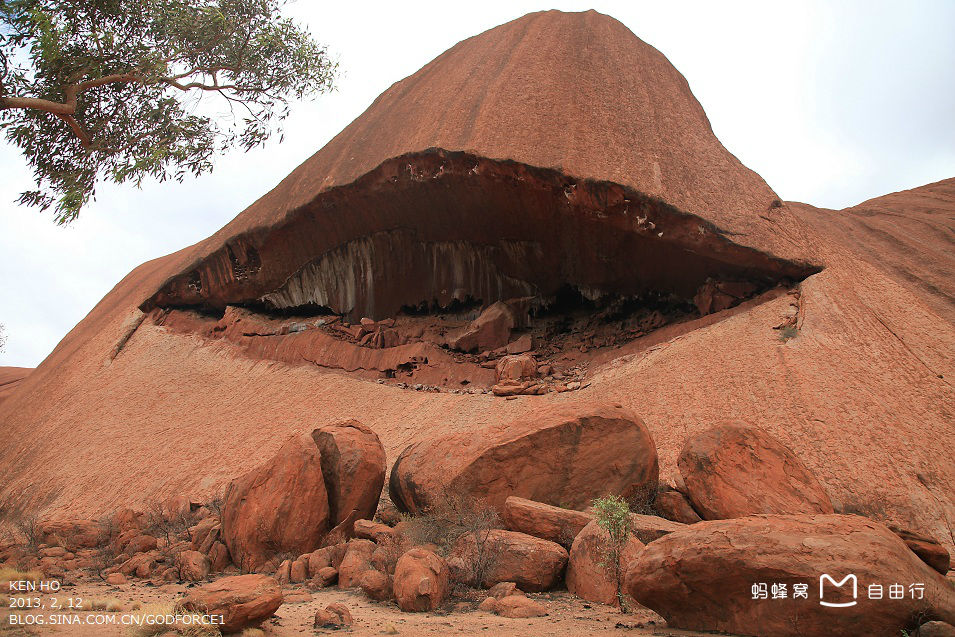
[890,526,951,574]
[627,513,685,543]
[181,574,282,633]
[390,403,658,514]
[677,422,833,519]
[625,514,955,637]
[503,496,593,547]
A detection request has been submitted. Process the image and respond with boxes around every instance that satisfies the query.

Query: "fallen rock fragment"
[494,594,548,618]
[566,519,643,605]
[481,594,548,617]
[36,519,108,550]
[448,302,516,352]
[314,602,353,629]
[181,574,282,633]
[890,526,950,574]
[354,519,395,542]
[918,622,955,637]
[653,488,702,524]
[222,434,330,572]
[360,569,393,601]
[312,420,386,539]
[627,513,685,543]
[495,354,537,382]
[175,550,210,582]
[393,548,450,612]
[337,539,377,588]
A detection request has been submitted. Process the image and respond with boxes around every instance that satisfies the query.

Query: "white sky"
[1,1,953,368]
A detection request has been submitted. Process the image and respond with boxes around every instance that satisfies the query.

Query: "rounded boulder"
[390,403,658,515]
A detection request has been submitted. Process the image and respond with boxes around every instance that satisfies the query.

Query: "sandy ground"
[1,580,712,636]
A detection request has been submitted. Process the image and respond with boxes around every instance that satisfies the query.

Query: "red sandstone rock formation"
[0,367,29,406]
[677,422,834,520]
[181,574,283,633]
[0,11,951,570]
[654,488,702,524]
[566,519,644,606]
[393,548,451,612]
[388,404,658,515]
[625,514,955,637]
[221,425,384,571]
[221,435,330,572]
[312,420,387,539]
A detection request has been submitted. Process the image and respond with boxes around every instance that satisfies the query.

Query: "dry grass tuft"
[0,567,43,584]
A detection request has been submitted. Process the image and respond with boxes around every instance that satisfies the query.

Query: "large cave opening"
[146,149,819,394]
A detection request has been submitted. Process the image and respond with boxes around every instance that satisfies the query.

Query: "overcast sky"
[1,0,953,368]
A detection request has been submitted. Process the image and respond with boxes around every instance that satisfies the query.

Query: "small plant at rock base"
[592,493,632,612]
[778,326,798,342]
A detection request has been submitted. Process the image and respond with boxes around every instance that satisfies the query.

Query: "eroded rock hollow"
[146,151,814,320]
[143,151,819,392]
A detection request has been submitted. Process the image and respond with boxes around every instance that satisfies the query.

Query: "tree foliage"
[0,0,337,223]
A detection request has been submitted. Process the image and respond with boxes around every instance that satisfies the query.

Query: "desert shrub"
[372,532,408,575]
[125,602,175,637]
[125,601,220,637]
[204,496,224,519]
[0,567,43,585]
[398,488,501,588]
[86,597,122,612]
[143,501,191,546]
[626,483,659,516]
[592,494,632,612]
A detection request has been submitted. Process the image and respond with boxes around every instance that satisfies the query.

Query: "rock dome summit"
[1,9,953,637]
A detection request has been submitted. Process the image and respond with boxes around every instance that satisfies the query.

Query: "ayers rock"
[0,10,952,552]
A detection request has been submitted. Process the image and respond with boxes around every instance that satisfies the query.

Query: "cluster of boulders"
[333,316,400,349]
[4,412,953,637]
[613,421,955,637]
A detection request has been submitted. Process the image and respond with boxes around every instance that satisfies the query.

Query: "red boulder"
[390,404,658,515]
[677,422,833,520]
[393,548,451,612]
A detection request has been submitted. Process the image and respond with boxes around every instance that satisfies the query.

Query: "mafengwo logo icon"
[819,574,858,608]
